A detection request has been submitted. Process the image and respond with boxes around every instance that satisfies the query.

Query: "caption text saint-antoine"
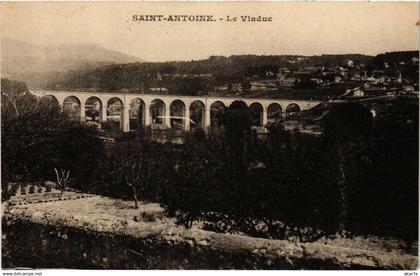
[132,15,273,22]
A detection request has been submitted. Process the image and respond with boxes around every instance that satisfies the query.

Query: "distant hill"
[1,38,143,86]
[37,53,374,93]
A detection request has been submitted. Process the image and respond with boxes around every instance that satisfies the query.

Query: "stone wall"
[2,218,417,270]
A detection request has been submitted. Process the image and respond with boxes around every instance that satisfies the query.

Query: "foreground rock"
[2,196,418,269]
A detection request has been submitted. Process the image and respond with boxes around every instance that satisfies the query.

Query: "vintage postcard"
[1,1,418,272]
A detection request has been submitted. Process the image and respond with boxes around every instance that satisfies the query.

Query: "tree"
[323,102,373,234]
[220,101,253,181]
[1,78,36,122]
[54,168,70,197]
[2,81,106,194]
[365,97,418,245]
[123,155,148,209]
[111,140,155,209]
[2,93,70,183]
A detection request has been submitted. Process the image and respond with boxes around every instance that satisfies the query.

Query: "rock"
[32,212,44,220]
[276,250,286,257]
[197,240,208,246]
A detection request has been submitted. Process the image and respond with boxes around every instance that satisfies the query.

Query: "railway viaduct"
[31,90,321,132]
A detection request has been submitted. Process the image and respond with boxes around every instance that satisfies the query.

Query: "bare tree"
[54,168,70,197]
[126,162,142,209]
[118,154,150,209]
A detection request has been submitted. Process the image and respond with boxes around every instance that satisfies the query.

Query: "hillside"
[37,54,374,92]
[1,38,143,86]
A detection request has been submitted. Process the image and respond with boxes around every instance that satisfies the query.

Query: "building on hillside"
[403,85,415,93]
[353,88,365,97]
[279,77,298,87]
[310,78,323,84]
[334,76,342,83]
[231,83,243,92]
[215,85,229,91]
[250,80,279,91]
[265,71,275,77]
[149,87,168,93]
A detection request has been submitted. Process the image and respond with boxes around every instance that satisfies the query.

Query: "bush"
[140,212,158,222]
[10,183,19,197]
[45,184,52,193]
[28,185,35,194]
[20,186,27,195]
[37,186,43,193]
[101,120,122,138]
[1,183,12,202]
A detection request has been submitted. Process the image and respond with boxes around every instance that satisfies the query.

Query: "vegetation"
[54,168,71,197]
[36,54,374,92]
[45,183,52,193]
[28,185,35,194]
[28,52,418,94]
[1,78,107,196]
[1,78,418,245]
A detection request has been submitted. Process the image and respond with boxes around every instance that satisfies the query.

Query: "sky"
[1,1,419,62]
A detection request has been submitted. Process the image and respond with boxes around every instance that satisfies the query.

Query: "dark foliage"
[294,78,319,89]
[370,51,419,82]
[1,80,417,243]
[1,81,107,197]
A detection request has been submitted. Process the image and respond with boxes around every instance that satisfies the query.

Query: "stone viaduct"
[31,90,321,132]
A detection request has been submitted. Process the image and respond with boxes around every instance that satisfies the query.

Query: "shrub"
[101,120,122,138]
[28,185,35,194]
[37,186,43,193]
[20,186,27,195]
[10,183,19,197]
[140,212,158,222]
[45,184,52,193]
[1,183,11,202]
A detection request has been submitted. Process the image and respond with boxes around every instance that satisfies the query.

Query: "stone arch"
[150,99,166,124]
[107,97,123,128]
[190,100,205,130]
[129,98,145,130]
[249,102,264,126]
[210,101,226,128]
[267,103,283,125]
[169,100,186,130]
[285,103,301,116]
[63,96,81,120]
[85,96,103,123]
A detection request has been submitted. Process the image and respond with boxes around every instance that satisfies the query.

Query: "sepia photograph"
[0,1,419,271]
